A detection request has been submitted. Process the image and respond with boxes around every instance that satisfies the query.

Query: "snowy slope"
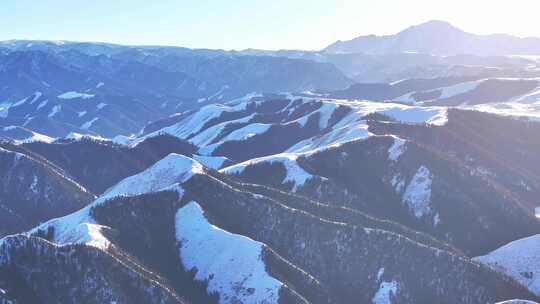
[29,154,204,250]
[0,126,55,143]
[402,166,434,219]
[159,103,246,139]
[474,234,540,297]
[188,114,255,147]
[286,100,446,154]
[175,201,283,304]
[141,97,448,158]
[63,132,109,142]
[221,153,319,191]
[95,153,202,204]
[462,102,540,122]
[57,91,95,100]
[395,79,484,104]
[218,123,271,142]
[495,301,540,304]
[192,155,229,170]
[388,136,407,162]
[27,202,108,250]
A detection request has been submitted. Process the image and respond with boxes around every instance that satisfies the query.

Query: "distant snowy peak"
[325,20,540,56]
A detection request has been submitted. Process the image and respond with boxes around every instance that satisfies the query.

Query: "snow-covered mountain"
[0,150,535,303]
[325,20,540,56]
[4,21,540,304]
[127,95,540,255]
[0,45,352,139]
[0,142,94,237]
[475,234,540,297]
[330,76,540,105]
[2,95,540,303]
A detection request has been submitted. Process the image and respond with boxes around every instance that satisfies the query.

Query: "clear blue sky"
[2,0,539,50]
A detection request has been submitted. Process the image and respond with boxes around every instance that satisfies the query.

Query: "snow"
[48,105,61,118]
[138,98,447,158]
[388,136,407,162]
[433,213,441,227]
[286,121,372,154]
[317,103,339,129]
[29,92,42,104]
[474,234,540,297]
[175,201,282,304]
[81,117,98,130]
[12,96,29,107]
[462,102,540,122]
[197,85,230,103]
[289,102,339,129]
[513,87,540,103]
[160,104,237,139]
[221,153,314,191]
[30,174,38,193]
[380,106,447,126]
[28,205,107,250]
[372,280,398,304]
[64,132,108,142]
[111,135,134,146]
[228,92,263,105]
[391,174,406,193]
[26,132,55,144]
[0,103,9,118]
[193,155,228,170]
[95,154,202,205]
[438,80,483,99]
[12,92,43,107]
[37,99,48,110]
[189,114,255,147]
[55,222,111,249]
[377,268,385,281]
[28,154,202,250]
[402,166,433,218]
[394,80,483,103]
[286,100,446,154]
[57,91,95,99]
[394,92,417,104]
[193,119,269,155]
[1,126,54,143]
[219,123,271,142]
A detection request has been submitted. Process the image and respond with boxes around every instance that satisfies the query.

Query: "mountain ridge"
[325,20,540,56]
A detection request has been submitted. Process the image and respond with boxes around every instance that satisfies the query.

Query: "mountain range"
[325,20,540,56]
[2,20,540,304]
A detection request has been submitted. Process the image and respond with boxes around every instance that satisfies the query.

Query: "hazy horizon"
[3,0,540,51]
